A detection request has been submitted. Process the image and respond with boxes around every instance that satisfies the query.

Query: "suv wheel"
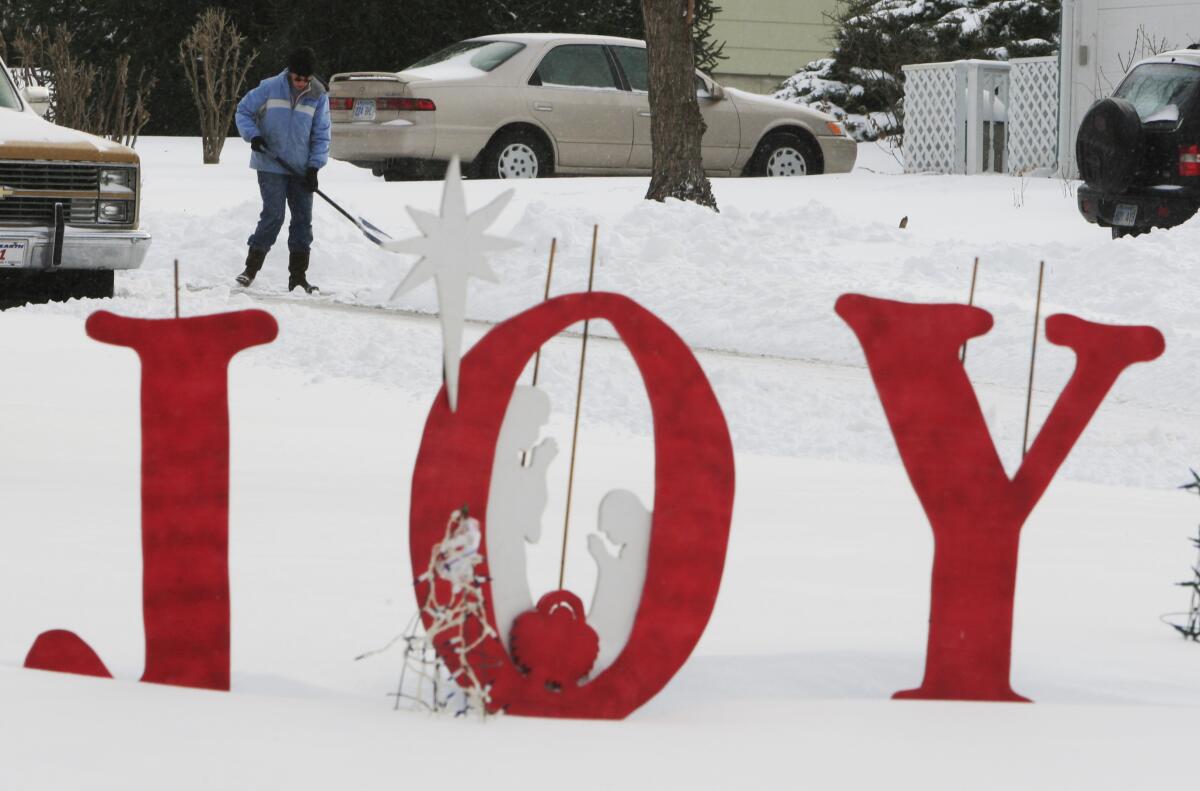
[481,129,554,179]
[751,132,823,177]
[1076,98,1142,193]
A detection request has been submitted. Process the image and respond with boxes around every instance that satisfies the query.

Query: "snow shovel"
[266,151,393,247]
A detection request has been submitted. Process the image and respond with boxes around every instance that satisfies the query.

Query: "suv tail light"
[1180,144,1200,176]
[376,97,436,111]
[329,97,353,111]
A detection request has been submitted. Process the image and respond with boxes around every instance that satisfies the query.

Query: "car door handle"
[638,111,652,117]
[534,102,553,112]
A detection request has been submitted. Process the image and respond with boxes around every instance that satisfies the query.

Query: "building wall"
[709,0,841,93]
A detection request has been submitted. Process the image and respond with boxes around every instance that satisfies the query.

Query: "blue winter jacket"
[236,69,331,176]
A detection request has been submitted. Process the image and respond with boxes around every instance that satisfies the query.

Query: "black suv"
[1076,49,1200,238]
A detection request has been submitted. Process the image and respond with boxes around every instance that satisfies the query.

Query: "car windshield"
[1114,62,1200,121]
[0,62,22,110]
[407,41,524,73]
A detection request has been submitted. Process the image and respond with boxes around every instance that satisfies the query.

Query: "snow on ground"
[84,136,1200,488]
[1,137,1199,788]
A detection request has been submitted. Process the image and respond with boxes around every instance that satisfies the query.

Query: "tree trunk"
[641,0,717,211]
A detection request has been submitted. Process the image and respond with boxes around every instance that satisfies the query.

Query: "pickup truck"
[0,56,150,308]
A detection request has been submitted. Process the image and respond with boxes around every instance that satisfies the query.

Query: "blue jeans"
[247,171,313,253]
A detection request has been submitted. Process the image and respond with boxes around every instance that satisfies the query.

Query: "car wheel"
[481,129,554,179]
[752,132,823,177]
[1077,98,1142,193]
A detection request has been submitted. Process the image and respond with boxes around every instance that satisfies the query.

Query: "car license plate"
[0,239,27,267]
[352,99,376,121]
[1113,203,1138,226]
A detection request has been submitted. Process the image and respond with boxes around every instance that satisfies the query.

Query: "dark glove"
[250,135,267,152]
[304,167,319,192]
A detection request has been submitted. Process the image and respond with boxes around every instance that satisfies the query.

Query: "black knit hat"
[288,47,316,77]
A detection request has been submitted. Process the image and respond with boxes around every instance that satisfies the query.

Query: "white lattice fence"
[1007,56,1059,175]
[903,56,1061,175]
[901,64,963,173]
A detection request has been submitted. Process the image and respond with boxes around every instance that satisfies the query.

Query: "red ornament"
[24,310,278,691]
[836,294,1164,702]
[510,591,600,690]
[410,292,735,719]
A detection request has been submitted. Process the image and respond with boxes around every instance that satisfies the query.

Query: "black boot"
[288,249,318,294]
[236,247,267,287]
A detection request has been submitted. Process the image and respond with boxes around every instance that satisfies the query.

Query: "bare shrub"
[0,27,51,92]
[1117,25,1173,74]
[5,26,156,145]
[41,28,99,131]
[96,55,156,147]
[179,7,258,165]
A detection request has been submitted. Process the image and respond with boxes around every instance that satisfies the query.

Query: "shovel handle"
[266,152,361,230]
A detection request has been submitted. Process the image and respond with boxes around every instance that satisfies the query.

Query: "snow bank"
[59,137,1199,490]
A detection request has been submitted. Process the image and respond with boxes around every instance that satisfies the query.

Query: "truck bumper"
[0,227,151,271]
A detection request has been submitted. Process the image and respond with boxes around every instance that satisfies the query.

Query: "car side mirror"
[696,76,725,101]
[22,85,50,117]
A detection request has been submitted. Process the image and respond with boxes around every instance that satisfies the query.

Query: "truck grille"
[0,197,116,225]
[0,160,134,227]
[0,162,101,191]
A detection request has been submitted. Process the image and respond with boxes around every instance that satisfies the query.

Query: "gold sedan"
[329,33,856,181]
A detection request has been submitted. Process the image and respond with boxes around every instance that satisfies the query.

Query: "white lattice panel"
[1007,56,1059,175]
[902,65,962,174]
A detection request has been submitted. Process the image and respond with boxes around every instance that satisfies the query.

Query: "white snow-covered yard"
[1,138,1198,789]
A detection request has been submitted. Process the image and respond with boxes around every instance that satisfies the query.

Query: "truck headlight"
[99,167,135,194]
[97,200,131,223]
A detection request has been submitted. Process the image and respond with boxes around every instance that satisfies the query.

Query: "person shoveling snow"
[234,46,330,294]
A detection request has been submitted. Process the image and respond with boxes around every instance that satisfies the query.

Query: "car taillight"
[1180,144,1200,176]
[376,97,436,111]
[329,97,353,111]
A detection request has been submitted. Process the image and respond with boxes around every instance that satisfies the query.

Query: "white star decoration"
[382,157,518,411]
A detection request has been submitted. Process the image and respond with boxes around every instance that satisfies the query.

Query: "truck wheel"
[0,269,113,310]
[69,269,115,300]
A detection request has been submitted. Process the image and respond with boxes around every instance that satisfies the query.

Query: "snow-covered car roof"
[1134,49,1200,69]
[470,32,646,49]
